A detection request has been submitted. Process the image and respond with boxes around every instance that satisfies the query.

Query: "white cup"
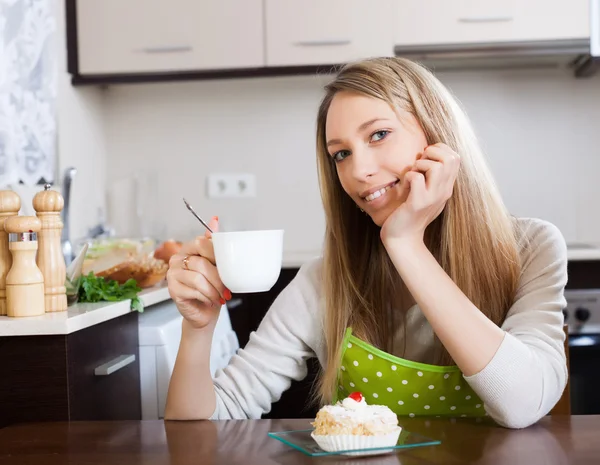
[212,229,284,293]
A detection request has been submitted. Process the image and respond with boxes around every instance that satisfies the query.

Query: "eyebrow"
[326,118,390,147]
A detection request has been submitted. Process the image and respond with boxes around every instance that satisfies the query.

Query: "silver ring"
[182,255,190,270]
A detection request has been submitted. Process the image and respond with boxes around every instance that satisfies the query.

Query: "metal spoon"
[183,198,214,234]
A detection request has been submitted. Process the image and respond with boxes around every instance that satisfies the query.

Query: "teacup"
[211,229,284,293]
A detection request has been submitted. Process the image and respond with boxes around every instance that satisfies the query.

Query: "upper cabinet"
[75,0,264,75]
[69,0,596,83]
[264,0,394,66]
[394,0,590,46]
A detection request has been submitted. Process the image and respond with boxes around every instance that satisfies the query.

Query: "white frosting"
[341,396,367,411]
[320,395,398,428]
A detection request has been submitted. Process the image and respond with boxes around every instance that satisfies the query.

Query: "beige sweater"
[210,217,568,429]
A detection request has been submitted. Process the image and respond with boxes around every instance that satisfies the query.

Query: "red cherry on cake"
[348,392,363,402]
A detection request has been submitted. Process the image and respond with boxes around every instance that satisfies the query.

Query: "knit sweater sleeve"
[464,218,569,428]
[209,259,324,420]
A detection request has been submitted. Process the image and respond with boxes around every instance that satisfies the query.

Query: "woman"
[164,57,568,429]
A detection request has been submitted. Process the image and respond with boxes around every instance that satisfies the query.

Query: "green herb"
[78,272,144,313]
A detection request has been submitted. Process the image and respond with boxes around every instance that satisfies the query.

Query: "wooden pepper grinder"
[5,216,45,317]
[33,184,67,313]
[0,190,21,316]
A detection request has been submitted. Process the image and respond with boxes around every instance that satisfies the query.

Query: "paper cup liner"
[311,427,402,456]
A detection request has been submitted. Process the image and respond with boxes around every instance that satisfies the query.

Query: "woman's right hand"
[166,216,231,330]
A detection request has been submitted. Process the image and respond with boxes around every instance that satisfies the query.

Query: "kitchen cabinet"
[0,312,141,428]
[394,0,589,46]
[264,0,394,66]
[74,0,264,75]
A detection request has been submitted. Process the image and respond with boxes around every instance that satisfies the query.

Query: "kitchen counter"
[567,244,600,261]
[0,283,171,336]
[286,247,600,264]
[282,251,320,268]
[0,243,595,338]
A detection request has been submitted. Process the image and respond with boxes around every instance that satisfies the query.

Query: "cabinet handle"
[226,298,243,310]
[138,46,193,54]
[458,16,513,24]
[94,354,136,376]
[294,39,351,47]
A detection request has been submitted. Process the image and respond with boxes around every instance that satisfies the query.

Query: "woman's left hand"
[380,143,461,246]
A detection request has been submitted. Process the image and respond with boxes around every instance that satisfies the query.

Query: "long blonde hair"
[315,57,520,404]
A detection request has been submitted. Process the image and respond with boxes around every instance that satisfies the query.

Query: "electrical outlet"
[206,173,257,198]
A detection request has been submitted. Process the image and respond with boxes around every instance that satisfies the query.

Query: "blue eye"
[332,150,351,162]
[371,130,390,142]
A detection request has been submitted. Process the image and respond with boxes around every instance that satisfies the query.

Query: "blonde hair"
[315,57,520,405]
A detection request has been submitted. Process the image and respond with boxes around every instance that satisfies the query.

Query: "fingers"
[168,267,224,307]
[404,170,426,205]
[183,255,228,299]
[412,158,439,177]
[422,143,461,170]
[168,279,207,305]
[177,236,216,264]
[205,216,219,239]
[418,144,460,195]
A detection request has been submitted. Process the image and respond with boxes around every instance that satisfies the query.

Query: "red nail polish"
[219,298,225,305]
[213,216,219,222]
[224,289,232,301]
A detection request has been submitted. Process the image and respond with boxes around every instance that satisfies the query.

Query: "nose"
[350,149,378,181]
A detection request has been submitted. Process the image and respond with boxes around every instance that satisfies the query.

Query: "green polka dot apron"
[335,328,485,418]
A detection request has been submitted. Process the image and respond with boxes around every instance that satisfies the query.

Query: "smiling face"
[325,91,428,226]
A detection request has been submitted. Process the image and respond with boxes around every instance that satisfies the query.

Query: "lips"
[361,180,399,203]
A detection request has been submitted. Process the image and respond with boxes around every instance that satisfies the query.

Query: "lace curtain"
[0,0,56,187]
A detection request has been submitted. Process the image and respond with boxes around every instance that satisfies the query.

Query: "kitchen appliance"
[394,0,600,77]
[563,288,600,415]
[137,299,239,420]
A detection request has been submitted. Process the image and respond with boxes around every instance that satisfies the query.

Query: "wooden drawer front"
[68,312,141,421]
[0,336,69,428]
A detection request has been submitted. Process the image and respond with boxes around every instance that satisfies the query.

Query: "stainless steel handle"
[458,16,513,24]
[94,354,136,376]
[138,46,193,54]
[294,39,351,47]
[226,298,243,310]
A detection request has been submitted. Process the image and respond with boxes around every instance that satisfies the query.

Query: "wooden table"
[0,416,598,464]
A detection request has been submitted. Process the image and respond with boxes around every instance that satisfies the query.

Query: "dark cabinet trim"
[70,64,340,86]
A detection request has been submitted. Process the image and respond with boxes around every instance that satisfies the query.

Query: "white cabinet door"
[77,0,264,75]
[394,0,589,46]
[265,0,394,66]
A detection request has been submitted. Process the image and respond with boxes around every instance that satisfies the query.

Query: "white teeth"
[365,183,396,202]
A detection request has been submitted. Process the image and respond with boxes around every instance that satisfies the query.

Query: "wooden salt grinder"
[33,184,67,313]
[5,216,45,317]
[0,190,21,316]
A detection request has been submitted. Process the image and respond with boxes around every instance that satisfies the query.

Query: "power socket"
[206,173,257,198]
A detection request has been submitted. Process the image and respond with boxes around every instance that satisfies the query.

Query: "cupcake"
[311,392,402,455]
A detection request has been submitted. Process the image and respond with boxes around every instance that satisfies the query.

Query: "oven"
[563,288,600,415]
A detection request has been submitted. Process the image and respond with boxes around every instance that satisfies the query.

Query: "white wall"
[102,65,600,258]
[54,0,108,243]
[103,75,330,262]
[437,66,600,245]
